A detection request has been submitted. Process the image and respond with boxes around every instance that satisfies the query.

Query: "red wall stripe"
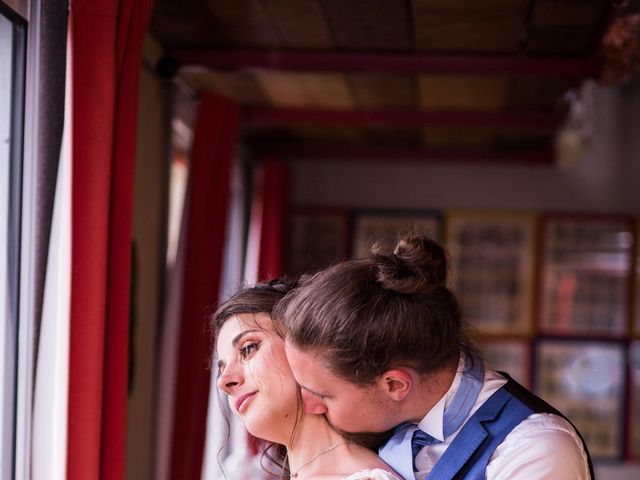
[258,158,290,280]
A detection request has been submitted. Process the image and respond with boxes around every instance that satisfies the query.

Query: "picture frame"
[285,208,350,276]
[351,210,441,259]
[630,341,640,459]
[535,338,626,460]
[634,218,640,338]
[477,338,530,388]
[445,211,536,335]
[538,214,634,337]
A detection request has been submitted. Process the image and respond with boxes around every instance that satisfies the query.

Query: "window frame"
[0,1,27,479]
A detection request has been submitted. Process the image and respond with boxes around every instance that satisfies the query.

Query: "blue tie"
[411,428,436,471]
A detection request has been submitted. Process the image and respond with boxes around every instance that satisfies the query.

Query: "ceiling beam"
[169,49,597,77]
[251,144,554,165]
[242,107,558,129]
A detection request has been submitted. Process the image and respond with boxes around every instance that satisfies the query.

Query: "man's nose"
[300,389,328,415]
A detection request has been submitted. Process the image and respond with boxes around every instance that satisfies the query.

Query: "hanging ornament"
[554,88,593,168]
[599,13,640,85]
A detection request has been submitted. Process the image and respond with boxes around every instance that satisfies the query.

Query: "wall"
[4,0,29,18]
[126,37,168,480]
[292,81,640,213]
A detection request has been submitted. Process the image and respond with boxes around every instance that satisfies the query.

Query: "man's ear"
[377,368,413,401]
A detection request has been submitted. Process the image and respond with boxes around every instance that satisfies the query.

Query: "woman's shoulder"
[342,469,403,480]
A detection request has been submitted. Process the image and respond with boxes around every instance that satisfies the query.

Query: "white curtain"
[201,158,266,480]
[155,176,189,480]
[31,36,72,480]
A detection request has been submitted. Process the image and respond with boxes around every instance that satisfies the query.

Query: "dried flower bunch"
[600,14,640,85]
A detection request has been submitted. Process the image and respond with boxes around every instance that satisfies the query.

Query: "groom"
[276,235,593,480]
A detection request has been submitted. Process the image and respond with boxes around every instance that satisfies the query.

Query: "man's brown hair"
[276,234,475,386]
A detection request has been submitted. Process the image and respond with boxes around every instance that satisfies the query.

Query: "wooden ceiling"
[150,0,613,164]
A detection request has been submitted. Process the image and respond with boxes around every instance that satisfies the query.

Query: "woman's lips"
[235,391,257,413]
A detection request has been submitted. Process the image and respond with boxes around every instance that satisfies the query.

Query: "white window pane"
[0,11,15,479]
[0,6,25,479]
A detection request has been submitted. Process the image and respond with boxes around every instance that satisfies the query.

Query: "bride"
[213,279,401,480]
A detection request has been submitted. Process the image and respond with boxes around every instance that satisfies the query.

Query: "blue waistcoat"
[426,373,594,480]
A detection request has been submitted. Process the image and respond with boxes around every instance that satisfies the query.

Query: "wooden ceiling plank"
[411,0,529,53]
[204,0,282,48]
[530,0,609,28]
[321,0,412,50]
[525,0,610,54]
[412,23,522,53]
[525,28,594,55]
[254,71,315,108]
[254,71,356,109]
[349,74,416,109]
[298,73,357,110]
[179,69,269,105]
[419,74,509,110]
[505,76,574,111]
[150,0,226,48]
[265,0,335,49]
[412,0,528,16]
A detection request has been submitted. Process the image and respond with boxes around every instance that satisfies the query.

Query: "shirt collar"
[417,355,465,442]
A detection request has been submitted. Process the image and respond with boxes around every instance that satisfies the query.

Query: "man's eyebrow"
[300,384,327,398]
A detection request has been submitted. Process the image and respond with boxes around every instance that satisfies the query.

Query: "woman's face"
[216,313,299,444]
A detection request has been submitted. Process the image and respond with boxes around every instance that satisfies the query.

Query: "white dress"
[343,469,402,480]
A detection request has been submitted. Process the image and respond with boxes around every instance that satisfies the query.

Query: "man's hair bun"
[371,233,448,294]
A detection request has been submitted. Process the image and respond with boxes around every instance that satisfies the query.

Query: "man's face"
[285,340,399,434]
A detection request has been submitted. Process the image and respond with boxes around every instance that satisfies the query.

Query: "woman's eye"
[240,342,260,359]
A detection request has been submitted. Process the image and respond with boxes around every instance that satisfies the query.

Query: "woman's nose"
[217,365,243,393]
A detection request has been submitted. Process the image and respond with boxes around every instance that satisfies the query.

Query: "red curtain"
[69,1,154,479]
[258,158,290,280]
[170,94,240,479]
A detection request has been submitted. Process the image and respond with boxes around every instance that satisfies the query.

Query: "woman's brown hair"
[276,233,475,386]
[212,278,294,337]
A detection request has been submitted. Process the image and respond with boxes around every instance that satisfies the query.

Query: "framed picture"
[538,214,634,337]
[285,208,349,276]
[477,338,530,388]
[535,339,626,460]
[351,210,441,259]
[630,341,640,459]
[445,212,536,335]
[634,218,640,337]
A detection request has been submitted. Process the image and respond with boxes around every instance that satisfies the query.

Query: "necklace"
[289,441,347,478]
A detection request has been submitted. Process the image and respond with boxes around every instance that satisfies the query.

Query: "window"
[0,2,26,478]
